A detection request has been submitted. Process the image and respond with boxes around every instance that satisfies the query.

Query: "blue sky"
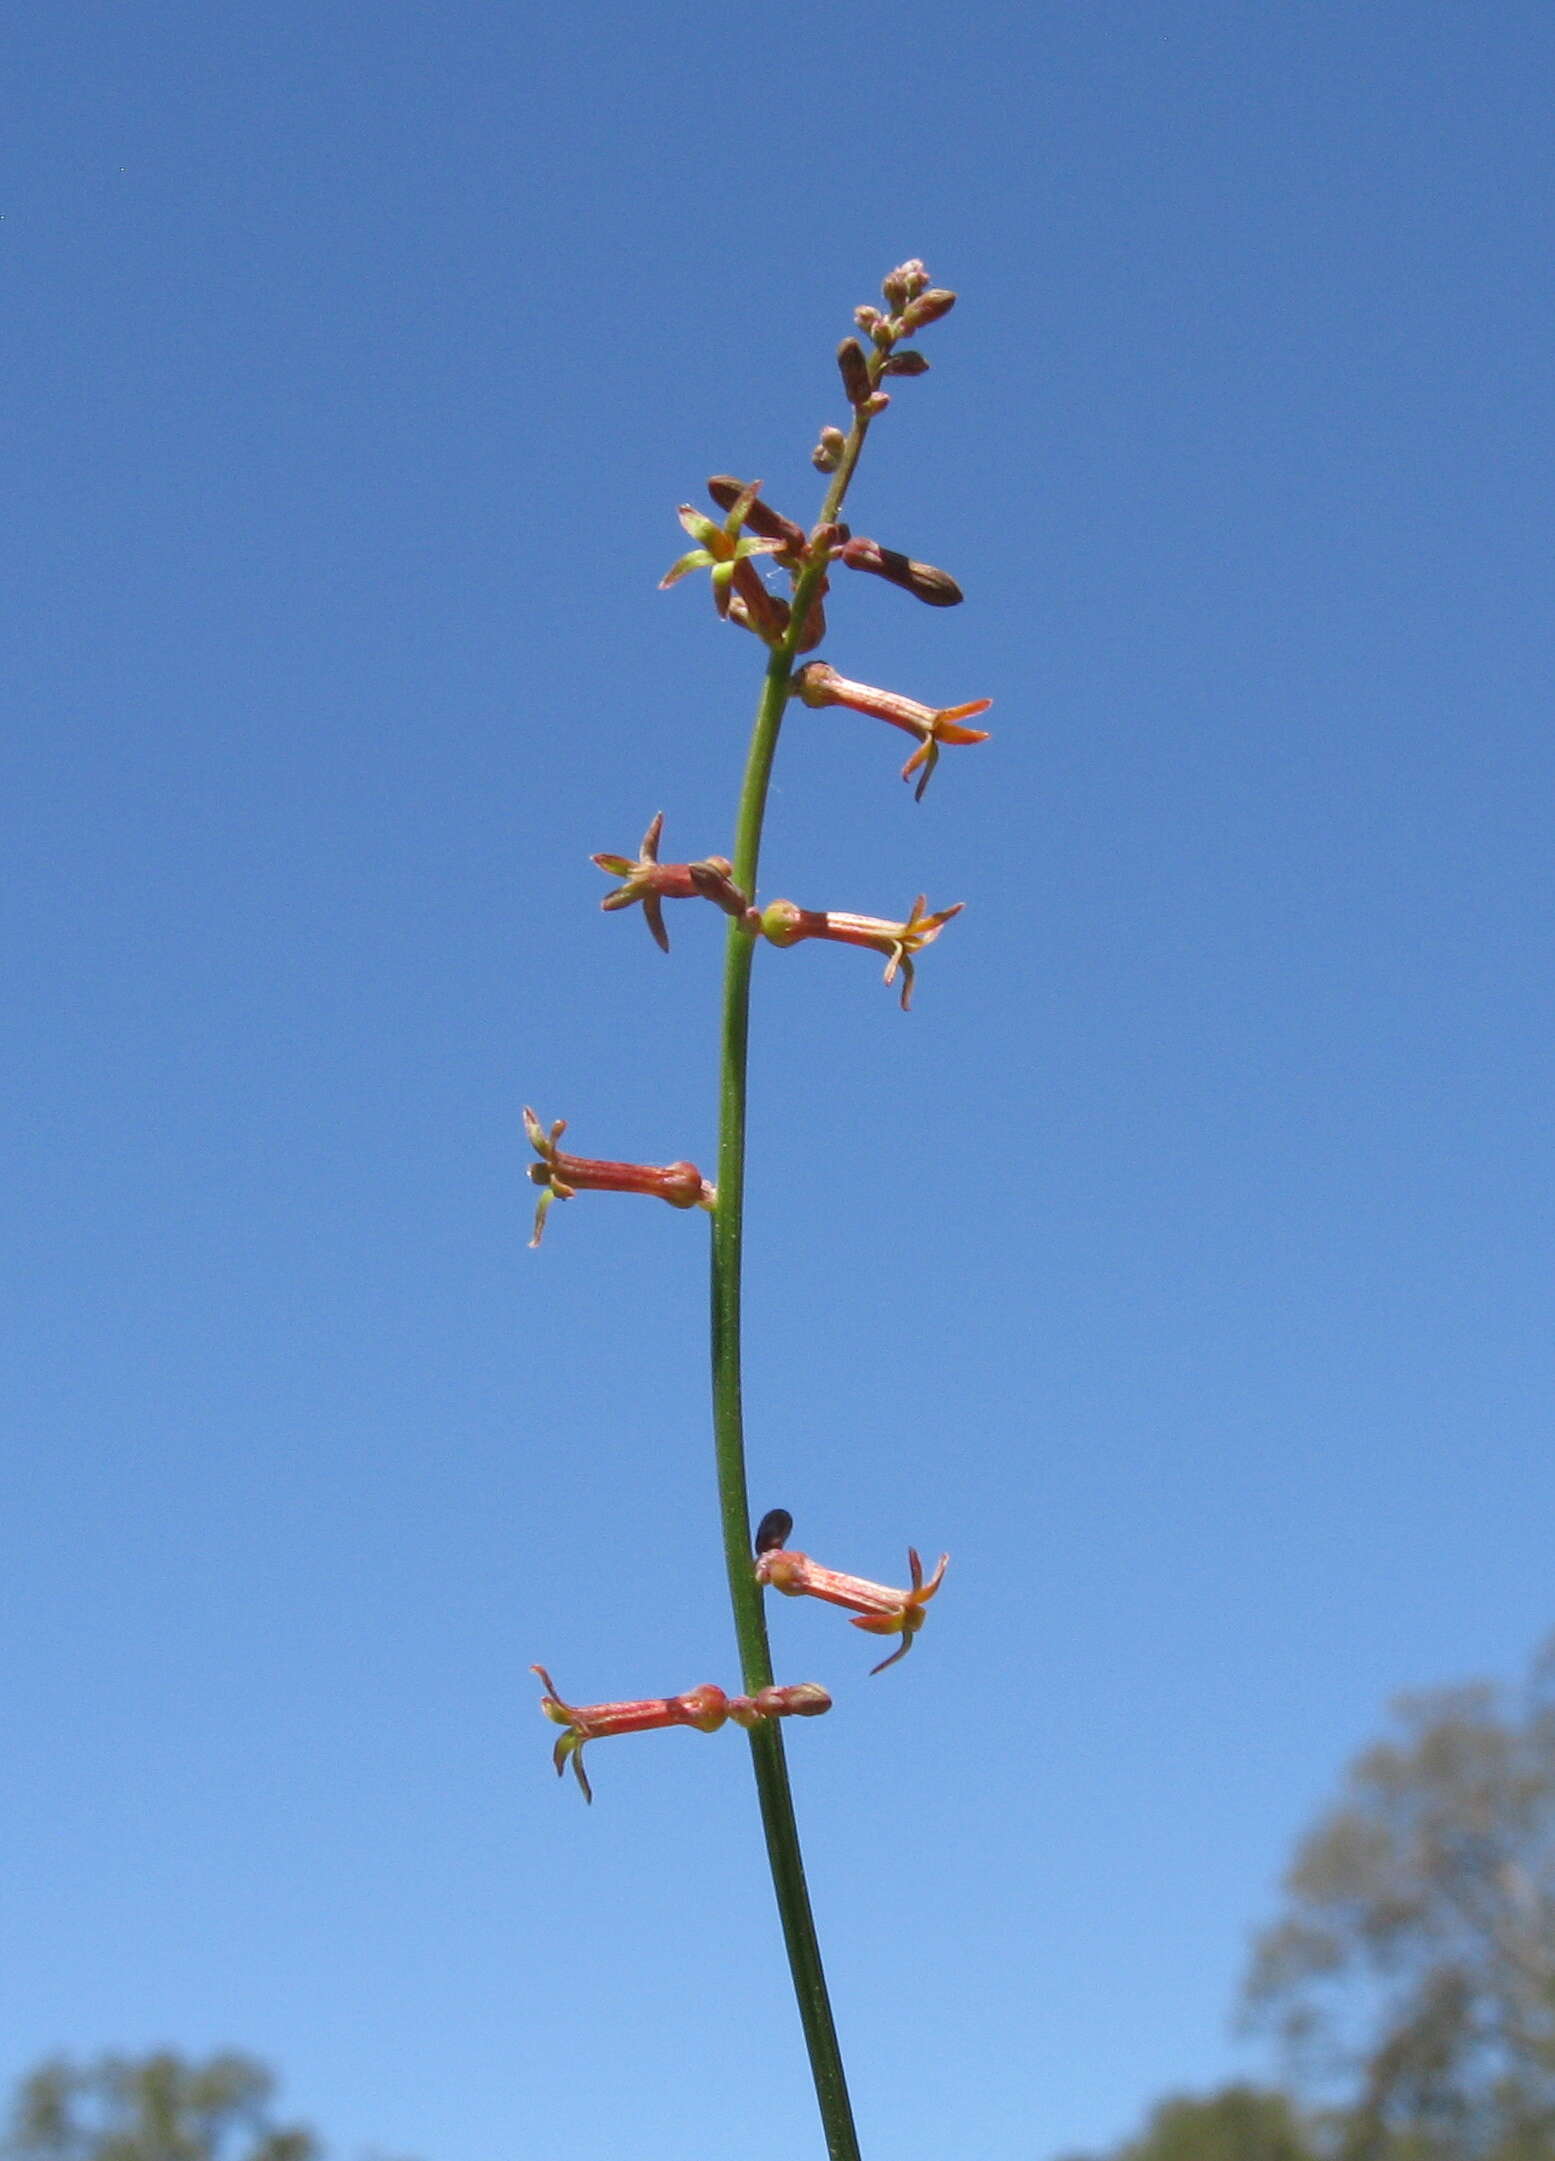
[4,5,1553,2158]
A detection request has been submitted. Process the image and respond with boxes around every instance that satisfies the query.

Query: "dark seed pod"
[754,1507,794,1557]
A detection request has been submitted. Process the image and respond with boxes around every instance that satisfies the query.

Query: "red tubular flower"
[532,1666,728,1803]
[756,894,963,1011]
[754,1547,949,1674]
[523,1107,715,1247]
[794,660,990,800]
[592,812,748,952]
[533,1666,831,1802]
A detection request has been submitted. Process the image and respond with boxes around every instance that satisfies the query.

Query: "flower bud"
[747,1683,833,1721]
[686,857,753,919]
[837,536,963,607]
[881,350,931,377]
[811,426,846,472]
[729,557,791,643]
[706,477,807,556]
[726,1681,834,1729]
[897,287,956,335]
[773,1683,832,1718]
[882,259,930,309]
[836,338,872,407]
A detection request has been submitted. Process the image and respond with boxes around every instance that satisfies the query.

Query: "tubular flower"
[756,894,963,1011]
[795,660,990,801]
[755,1547,949,1675]
[659,483,785,621]
[592,812,748,953]
[523,1107,715,1247]
[532,1666,831,1803]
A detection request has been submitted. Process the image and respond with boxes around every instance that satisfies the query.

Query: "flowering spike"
[754,1546,949,1674]
[793,661,990,799]
[592,814,748,950]
[524,1108,715,1245]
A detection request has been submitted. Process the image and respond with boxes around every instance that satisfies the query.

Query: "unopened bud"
[686,858,751,918]
[706,477,807,555]
[882,259,930,309]
[775,1683,832,1717]
[881,350,931,377]
[838,536,964,607]
[726,1681,834,1730]
[836,338,872,407]
[729,557,792,643]
[862,391,891,417]
[853,305,885,335]
[898,287,956,335]
[812,425,846,472]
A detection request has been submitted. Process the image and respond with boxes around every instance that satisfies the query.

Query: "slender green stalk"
[709,417,877,2161]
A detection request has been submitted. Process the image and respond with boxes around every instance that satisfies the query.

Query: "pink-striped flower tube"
[533,1666,831,1802]
[755,1546,949,1674]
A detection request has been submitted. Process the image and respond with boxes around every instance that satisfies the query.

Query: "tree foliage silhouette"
[3,2053,316,2161]
[1243,1638,1555,2158]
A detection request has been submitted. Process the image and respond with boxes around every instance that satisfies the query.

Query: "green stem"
[708,409,879,2161]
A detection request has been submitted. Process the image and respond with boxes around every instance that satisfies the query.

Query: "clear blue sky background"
[4,6,1552,2158]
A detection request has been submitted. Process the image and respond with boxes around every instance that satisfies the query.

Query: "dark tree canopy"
[1060,2084,1321,2161]
[2,2054,317,2161]
[1242,1638,1555,2160]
